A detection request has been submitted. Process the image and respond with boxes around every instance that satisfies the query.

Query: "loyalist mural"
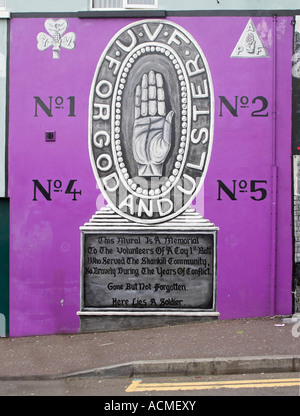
[8,15,293,335]
[79,20,218,332]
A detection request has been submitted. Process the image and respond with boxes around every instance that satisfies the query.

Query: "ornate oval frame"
[89,20,214,224]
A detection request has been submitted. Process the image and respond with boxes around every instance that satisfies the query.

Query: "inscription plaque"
[83,231,216,310]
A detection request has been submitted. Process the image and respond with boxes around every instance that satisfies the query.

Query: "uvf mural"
[79,20,218,332]
[8,16,292,336]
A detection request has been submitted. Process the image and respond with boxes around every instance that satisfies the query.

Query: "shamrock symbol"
[37,19,76,59]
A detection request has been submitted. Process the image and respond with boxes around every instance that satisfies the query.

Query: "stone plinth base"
[78,311,220,333]
[78,207,219,333]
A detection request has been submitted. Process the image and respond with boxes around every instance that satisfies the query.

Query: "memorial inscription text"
[83,233,215,310]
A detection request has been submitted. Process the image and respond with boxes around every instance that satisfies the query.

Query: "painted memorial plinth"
[78,207,218,332]
[78,20,218,332]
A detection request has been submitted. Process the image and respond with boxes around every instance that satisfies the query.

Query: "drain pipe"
[270,15,278,317]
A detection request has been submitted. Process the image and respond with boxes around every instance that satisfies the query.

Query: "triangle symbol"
[231,19,269,58]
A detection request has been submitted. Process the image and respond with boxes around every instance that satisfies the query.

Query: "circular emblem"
[89,20,214,224]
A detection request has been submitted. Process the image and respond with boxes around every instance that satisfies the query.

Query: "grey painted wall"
[4,0,300,12]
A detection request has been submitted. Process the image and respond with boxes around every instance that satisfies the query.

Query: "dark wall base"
[78,313,219,333]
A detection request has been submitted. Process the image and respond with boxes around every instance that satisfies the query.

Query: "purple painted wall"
[8,16,293,336]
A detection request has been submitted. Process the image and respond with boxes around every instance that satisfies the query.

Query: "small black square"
[45,131,56,142]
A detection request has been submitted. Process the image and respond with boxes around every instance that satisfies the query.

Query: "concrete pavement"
[0,316,299,380]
